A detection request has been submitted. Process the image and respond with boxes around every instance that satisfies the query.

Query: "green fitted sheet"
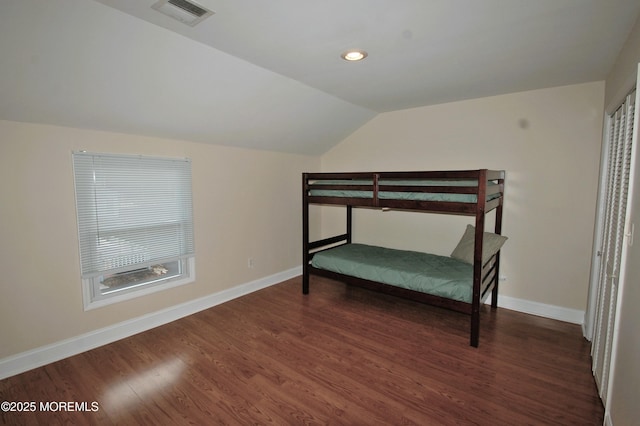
[309,179,499,203]
[311,243,473,303]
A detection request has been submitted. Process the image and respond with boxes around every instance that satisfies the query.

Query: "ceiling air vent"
[151,0,214,27]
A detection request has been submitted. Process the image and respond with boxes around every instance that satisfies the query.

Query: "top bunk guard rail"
[304,169,505,181]
[304,169,504,215]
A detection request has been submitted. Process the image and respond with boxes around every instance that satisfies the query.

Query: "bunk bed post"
[491,173,505,308]
[346,205,353,244]
[373,173,380,208]
[471,169,488,347]
[302,173,310,294]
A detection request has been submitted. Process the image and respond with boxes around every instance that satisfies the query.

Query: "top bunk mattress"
[311,243,474,303]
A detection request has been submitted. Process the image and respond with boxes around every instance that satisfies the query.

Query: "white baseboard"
[0,266,302,380]
[491,294,585,325]
[1,267,584,380]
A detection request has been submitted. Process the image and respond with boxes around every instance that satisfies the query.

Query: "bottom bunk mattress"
[311,243,473,303]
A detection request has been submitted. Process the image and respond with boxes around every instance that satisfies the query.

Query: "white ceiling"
[1,0,639,155]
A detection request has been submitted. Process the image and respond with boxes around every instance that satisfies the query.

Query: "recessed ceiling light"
[341,49,368,62]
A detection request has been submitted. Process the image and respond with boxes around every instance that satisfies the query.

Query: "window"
[73,152,195,309]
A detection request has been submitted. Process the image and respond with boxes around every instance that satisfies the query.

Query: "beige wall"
[605,16,640,112]
[320,82,605,311]
[604,13,640,426]
[0,120,318,359]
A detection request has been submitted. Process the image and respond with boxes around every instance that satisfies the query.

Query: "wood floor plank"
[0,276,603,425]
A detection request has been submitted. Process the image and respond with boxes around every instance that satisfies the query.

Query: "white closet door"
[591,90,636,404]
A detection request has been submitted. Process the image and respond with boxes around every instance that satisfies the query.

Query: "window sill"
[82,258,196,311]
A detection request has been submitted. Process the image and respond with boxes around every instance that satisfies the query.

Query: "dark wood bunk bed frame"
[302,169,505,347]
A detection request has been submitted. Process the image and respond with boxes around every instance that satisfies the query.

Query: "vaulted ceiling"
[1,0,639,155]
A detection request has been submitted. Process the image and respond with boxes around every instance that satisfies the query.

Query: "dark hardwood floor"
[0,276,603,425]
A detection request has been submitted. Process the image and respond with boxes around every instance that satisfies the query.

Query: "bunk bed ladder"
[302,172,353,295]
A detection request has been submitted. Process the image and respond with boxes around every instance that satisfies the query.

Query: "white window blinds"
[73,152,195,278]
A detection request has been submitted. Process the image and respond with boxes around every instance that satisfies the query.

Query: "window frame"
[82,257,196,310]
[72,151,196,310]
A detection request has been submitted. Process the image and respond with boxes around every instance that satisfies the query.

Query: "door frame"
[584,72,639,341]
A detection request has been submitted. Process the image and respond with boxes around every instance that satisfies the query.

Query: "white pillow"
[450,224,507,265]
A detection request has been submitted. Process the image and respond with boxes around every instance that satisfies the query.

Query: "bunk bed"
[302,169,506,347]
